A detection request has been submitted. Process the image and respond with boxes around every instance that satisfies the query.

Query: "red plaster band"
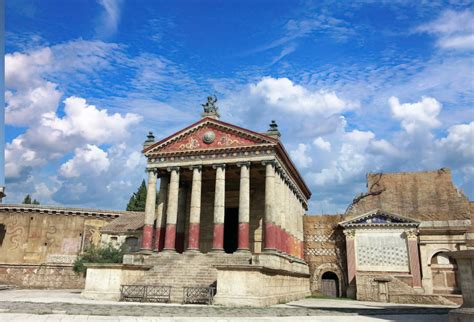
[163,224,177,250]
[187,223,200,250]
[141,224,154,250]
[264,222,276,250]
[212,223,224,250]
[238,223,249,250]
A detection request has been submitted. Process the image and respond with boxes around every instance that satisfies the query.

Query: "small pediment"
[339,209,419,227]
[144,118,277,156]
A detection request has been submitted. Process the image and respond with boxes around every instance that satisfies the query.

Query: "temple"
[83,97,312,305]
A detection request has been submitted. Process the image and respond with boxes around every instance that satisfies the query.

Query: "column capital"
[236,161,251,168]
[189,165,202,171]
[167,166,180,173]
[343,229,356,239]
[212,163,226,169]
[146,168,158,174]
[261,160,276,167]
[405,229,418,240]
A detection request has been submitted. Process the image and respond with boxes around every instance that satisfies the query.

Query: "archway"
[430,251,460,294]
[321,271,340,297]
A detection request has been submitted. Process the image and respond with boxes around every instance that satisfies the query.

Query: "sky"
[3,0,474,214]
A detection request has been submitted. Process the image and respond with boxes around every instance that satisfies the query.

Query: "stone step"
[134,252,252,303]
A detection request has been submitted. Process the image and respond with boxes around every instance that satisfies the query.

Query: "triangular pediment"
[339,209,419,227]
[144,118,277,156]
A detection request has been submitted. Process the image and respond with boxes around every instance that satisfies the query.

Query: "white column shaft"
[190,167,202,224]
[144,170,158,226]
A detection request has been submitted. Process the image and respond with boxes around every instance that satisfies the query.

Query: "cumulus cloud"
[313,137,331,151]
[60,145,110,178]
[389,96,441,133]
[43,97,141,143]
[290,143,313,168]
[250,77,358,116]
[416,10,474,50]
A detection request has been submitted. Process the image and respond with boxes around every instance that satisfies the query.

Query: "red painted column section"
[141,224,154,250]
[154,226,166,251]
[187,223,200,250]
[213,223,224,251]
[407,232,422,287]
[345,230,357,294]
[164,224,177,250]
[264,222,276,250]
[300,240,304,259]
[238,223,249,250]
[276,226,282,252]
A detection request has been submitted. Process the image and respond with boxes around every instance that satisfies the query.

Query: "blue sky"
[4,0,474,213]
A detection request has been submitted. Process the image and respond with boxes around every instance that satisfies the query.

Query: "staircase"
[137,252,252,303]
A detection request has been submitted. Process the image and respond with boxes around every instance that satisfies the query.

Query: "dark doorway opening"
[224,208,238,253]
[321,271,339,297]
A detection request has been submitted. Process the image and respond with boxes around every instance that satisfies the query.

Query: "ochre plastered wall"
[0,210,109,264]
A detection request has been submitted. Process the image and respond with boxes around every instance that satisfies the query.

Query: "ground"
[0,289,454,322]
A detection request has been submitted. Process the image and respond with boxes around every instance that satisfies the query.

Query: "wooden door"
[321,279,337,297]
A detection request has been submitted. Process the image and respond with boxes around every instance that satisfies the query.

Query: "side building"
[0,204,140,288]
[304,168,473,305]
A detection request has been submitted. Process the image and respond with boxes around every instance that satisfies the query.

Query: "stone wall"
[303,215,347,296]
[0,263,84,289]
[346,168,471,221]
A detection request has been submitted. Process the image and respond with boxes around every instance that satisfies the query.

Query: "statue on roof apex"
[201,95,220,119]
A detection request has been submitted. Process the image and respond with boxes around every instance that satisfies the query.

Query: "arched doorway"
[430,252,460,294]
[321,271,340,297]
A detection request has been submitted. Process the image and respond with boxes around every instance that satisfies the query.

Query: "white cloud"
[290,143,313,168]
[60,144,110,178]
[313,137,331,151]
[389,96,441,133]
[249,77,357,116]
[437,122,474,163]
[96,0,123,38]
[416,10,474,50]
[43,96,141,143]
[5,82,62,126]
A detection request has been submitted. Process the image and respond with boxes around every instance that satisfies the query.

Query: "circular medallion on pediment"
[203,131,216,144]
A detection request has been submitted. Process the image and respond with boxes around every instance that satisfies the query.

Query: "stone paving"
[0,289,453,321]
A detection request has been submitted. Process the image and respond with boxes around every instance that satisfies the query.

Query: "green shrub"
[73,244,125,275]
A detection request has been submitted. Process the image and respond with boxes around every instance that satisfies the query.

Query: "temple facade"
[139,102,310,259]
[85,98,313,306]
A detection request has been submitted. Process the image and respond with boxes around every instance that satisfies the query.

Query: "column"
[141,169,157,251]
[274,168,282,253]
[163,167,180,252]
[263,161,276,252]
[154,174,169,251]
[212,164,226,252]
[406,230,422,288]
[187,166,202,251]
[237,162,250,252]
[344,229,357,298]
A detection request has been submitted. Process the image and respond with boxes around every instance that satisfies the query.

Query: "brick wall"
[347,168,471,221]
[303,215,347,296]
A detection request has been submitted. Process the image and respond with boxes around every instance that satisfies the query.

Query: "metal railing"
[182,286,216,305]
[120,285,171,303]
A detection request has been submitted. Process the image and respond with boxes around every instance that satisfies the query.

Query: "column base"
[138,249,153,254]
[184,249,200,253]
[211,249,225,253]
[161,248,177,253]
[235,248,251,254]
[263,248,278,254]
